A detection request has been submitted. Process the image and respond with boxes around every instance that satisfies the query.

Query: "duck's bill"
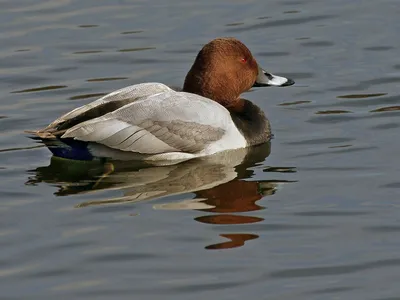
[253,66,295,87]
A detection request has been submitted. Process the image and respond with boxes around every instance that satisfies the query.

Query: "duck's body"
[29,38,293,161]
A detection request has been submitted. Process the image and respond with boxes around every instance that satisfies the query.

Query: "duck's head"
[183,37,294,108]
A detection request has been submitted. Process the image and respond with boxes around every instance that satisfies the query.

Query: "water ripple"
[69,93,107,100]
[293,210,370,217]
[364,226,400,233]
[11,85,67,94]
[225,14,336,32]
[300,41,334,47]
[269,258,400,278]
[286,137,354,145]
[86,253,158,263]
[86,77,128,82]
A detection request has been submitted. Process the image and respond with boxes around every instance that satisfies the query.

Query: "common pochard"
[29,37,294,161]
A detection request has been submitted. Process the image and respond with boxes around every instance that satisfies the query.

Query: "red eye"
[240,58,247,63]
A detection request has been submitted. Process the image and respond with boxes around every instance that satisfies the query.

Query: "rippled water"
[1,0,400,299]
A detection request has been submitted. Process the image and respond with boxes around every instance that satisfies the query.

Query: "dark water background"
[1,0,400,299]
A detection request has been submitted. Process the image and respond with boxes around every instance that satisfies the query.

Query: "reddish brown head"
[183,37,294,109]
[183,38,257,108]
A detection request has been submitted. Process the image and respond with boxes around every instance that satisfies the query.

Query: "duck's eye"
[240,58,247,63]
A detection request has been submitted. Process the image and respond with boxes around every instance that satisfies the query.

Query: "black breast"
[230,99,271,146]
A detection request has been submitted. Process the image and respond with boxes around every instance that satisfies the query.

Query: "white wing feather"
[61,91,234,154]
[46,83,172,129]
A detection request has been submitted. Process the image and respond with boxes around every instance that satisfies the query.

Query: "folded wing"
[61,91,230,154]
[45,83,172,131]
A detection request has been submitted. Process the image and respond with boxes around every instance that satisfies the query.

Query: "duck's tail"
[25,130,94,161]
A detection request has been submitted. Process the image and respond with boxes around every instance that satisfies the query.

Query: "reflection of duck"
[26,142,297,250]
[27,37,293,162]
[191,176,295,250]
[205,234,259,250]
[26,143,272,202]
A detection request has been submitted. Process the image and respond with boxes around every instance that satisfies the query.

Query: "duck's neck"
[183,58,207,95]
[229,99,271,146]
[183,69,270,146]
[183,67,239,106]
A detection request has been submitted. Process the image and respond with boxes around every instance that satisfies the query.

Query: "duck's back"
[32,83,247,160]
[44,82,173,133]
[61,90,246,154]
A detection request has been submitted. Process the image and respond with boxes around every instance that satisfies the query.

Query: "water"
[1,0,400,299]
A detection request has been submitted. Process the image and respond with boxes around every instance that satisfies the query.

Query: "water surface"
[1,0,400,299]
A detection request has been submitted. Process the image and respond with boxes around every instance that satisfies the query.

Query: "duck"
[28,37,294,162]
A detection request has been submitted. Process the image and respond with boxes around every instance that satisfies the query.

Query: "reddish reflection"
[194,179,282,250]
[195,214,263,225]
[195,179,266,213]
[26,142,298,250]
[206,234,259,250]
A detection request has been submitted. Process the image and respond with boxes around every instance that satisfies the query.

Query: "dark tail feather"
[26,133,94,161]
